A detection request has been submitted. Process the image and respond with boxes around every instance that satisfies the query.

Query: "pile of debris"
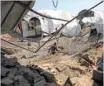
[1,53,58,86]
[33,54,94,86]
[31,41,103,86]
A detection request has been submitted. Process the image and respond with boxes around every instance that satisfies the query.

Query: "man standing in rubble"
[48,42,59,55]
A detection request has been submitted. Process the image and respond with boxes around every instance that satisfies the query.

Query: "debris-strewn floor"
[1,32,103,86]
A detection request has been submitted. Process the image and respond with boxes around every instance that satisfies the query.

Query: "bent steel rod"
[1,38,37,54]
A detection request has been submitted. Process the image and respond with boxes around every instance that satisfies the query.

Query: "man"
[48,42,59,55]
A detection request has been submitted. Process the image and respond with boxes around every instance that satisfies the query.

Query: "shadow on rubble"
[1,52,58,86]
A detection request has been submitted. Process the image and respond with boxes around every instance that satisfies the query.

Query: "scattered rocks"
[1,55,57,86]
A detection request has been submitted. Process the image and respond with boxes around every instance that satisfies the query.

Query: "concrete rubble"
[1,54,58,86]
[1,32,103,86]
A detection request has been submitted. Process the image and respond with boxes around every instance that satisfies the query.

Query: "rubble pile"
[1,31,103,86]
[1,53,58,86]
[31,42,103,86]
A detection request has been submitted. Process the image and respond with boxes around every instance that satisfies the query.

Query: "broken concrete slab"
[69,77,79,85]
[55,73,69,86]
